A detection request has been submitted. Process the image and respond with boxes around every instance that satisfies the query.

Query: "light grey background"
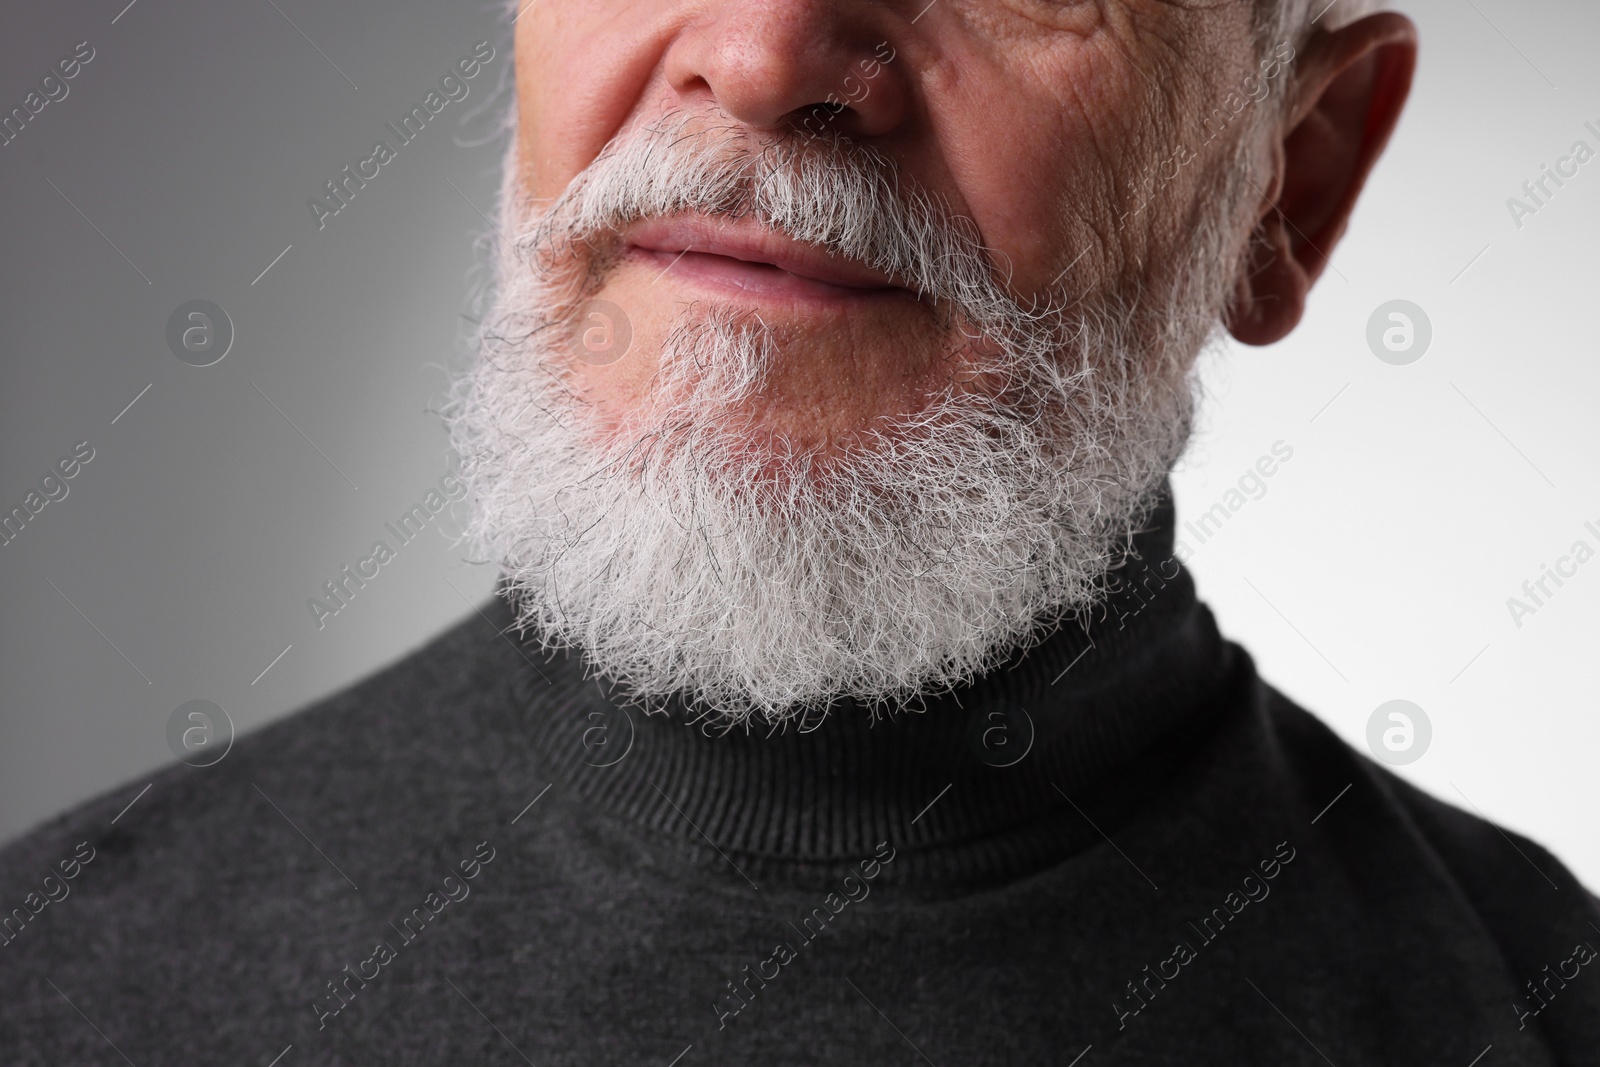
[2,0,1596,886]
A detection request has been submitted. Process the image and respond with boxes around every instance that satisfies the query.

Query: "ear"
[1225,13,1418,346]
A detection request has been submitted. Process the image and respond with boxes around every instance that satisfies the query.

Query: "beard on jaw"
[445,110,1251,727]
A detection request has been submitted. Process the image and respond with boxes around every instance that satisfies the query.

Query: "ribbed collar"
[497,484,1237,891]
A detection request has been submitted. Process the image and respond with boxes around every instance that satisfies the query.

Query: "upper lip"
[623,214,907,292]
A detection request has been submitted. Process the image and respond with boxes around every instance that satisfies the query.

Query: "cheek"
[516,3,676,201]
[922,40,1148,298]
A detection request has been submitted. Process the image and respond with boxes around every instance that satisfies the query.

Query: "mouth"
[622,214,918,307]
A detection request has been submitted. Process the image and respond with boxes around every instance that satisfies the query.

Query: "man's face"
[450,0,1273,722]
[511,0,1258,446]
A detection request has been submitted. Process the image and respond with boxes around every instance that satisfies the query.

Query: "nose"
[663,1,908,139]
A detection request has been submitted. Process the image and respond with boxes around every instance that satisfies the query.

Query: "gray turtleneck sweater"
[3,502,1597,1065]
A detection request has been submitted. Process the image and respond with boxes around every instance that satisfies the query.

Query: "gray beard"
[445,113,1250,725]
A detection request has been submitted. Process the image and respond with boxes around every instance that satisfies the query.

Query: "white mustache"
[511,109,1062,351]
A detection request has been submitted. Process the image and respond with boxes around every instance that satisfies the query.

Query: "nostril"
[795,100,850,139]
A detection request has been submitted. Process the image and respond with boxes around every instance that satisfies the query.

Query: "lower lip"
[626,246,914,307]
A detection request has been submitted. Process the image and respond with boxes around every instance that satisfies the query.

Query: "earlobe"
[1225,13,1419,347]
[1226,212,1307,345]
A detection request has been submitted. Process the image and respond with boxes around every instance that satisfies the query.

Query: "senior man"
[4,0,1598,1063]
